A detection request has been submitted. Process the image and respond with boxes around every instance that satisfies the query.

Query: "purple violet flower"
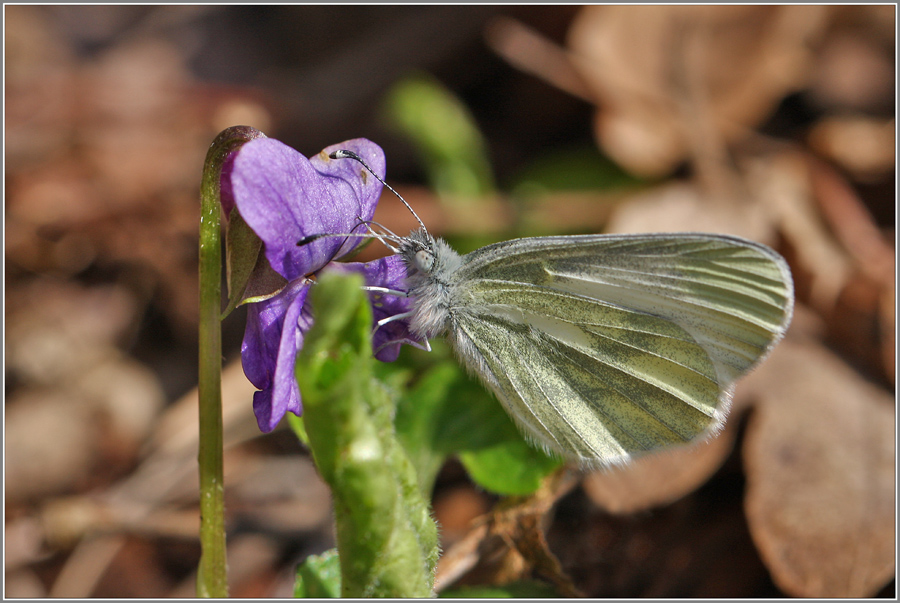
[225,137,419,432]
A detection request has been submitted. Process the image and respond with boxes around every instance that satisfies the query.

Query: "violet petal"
[230,138,385,282]
[241,278,311,432]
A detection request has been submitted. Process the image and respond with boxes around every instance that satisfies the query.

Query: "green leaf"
[294,549,341,598]
[444,372,562,495]
[296,271,438,598]
[459,440,562,497]
[393,349,562,497]
[382,74,495,199]
[509,144,643,196]
[393,361,458,494]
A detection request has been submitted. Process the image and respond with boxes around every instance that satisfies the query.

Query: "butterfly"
[319,150,794,467]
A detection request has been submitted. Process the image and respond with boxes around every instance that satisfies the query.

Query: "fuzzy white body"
[399,229,463,340]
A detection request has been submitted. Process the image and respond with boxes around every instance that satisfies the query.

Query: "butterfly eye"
[414,249,435,273]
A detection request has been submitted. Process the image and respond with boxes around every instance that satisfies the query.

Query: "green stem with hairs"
[197,125,265,597]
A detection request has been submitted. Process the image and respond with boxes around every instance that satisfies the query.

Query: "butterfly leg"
[374,337,431,354]
[376,310,413,328]
[373,310,432,352]
[362,286,410,297]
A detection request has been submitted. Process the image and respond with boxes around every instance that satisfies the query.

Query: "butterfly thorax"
[399,228,462,339]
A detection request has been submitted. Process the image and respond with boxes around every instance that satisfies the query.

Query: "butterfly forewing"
[447,233,793,465]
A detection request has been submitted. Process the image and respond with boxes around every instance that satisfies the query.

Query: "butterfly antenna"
[330,149,428,232]
[295,225,403,250]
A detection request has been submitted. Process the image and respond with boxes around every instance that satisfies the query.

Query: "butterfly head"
[399,228,438,276]
[399,227,462,287]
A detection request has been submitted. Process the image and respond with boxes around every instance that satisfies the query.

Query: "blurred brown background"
[5,5,895,598]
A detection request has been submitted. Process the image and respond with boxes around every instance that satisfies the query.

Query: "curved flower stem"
[197,125,265,598]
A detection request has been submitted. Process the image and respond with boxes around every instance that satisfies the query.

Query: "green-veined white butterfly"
[319,150,795,467]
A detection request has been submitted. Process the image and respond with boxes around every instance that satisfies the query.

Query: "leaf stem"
[197,125,265,598]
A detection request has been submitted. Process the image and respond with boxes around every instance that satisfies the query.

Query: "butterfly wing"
[445,233,794,466]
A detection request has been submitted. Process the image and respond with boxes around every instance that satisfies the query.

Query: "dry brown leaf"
[6,390,100,502]
[879,285,895,385]
[6,280,140,386]
[162,533,285,598]
[432,485,494,549]
[740,336,895,597]
[40,497,200,550]
[5,280,165,501]
[5,569,47,599]
[582,419,737,515]
[4,6,78,170]
[48,535,127,598]
[435,468,581,594]
[743,150,855,311]
[604,180,776,243]
[484,15,594,104]
[147,358,261,458]
[227,455,333,534]
[808,158,895,286]
[807,21,896,114]
[808,116,895,182]
[750,153,895,385]
[807,158,895,384]
[567,5,830,177]
[5,18,270,331]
